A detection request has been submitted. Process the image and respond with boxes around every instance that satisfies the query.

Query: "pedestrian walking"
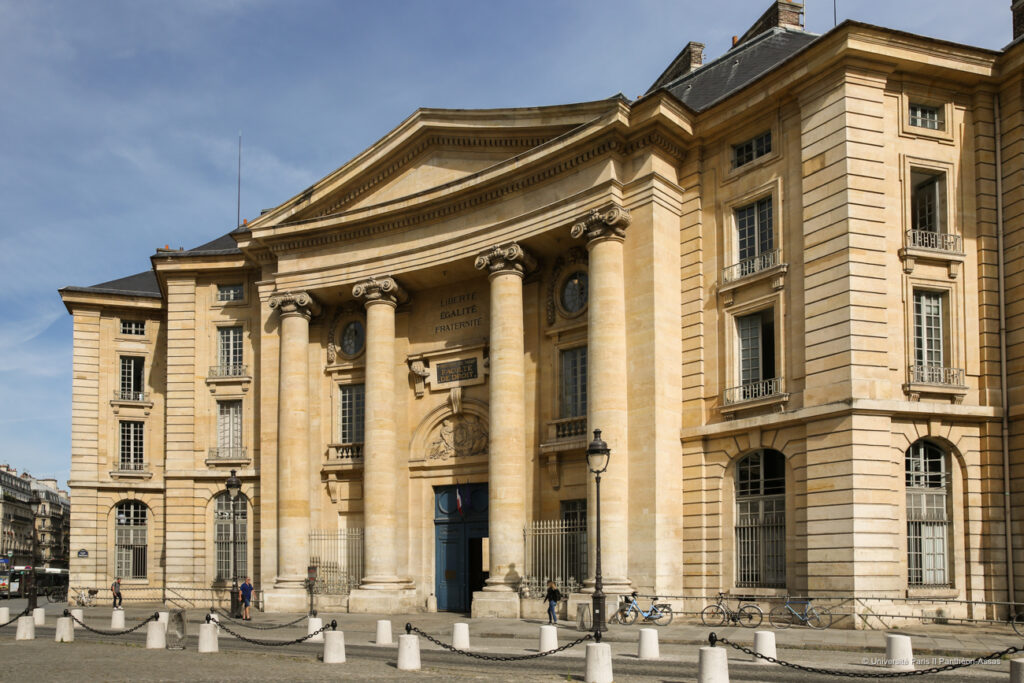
[543,580,561,625]
[111,577,122,609]
[239,577,254,620]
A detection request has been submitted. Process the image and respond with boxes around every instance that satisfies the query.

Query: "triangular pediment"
[248,99,627,234]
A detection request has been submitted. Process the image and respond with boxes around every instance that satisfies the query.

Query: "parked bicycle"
[769,596,832,629]
[612,591,673,626]
[700,592,763,628]
[74,588,98,608]
[47,587,68,603]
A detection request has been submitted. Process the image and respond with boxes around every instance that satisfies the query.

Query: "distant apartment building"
[0,465,71,569]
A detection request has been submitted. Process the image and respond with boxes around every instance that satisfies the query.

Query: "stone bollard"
[753,630,776,664]
[146,620,166,649]
[452,622,470,650]
[307,616,324,643]
[15,616,35,641]
[33,607,46,626]
[638,627,659,660]
[323,630,346,664]
[55,617,74,643]
[158,611,169,630]
[111,609,126,629]
[397,633,421,671]
[198,622,219,653]
[71,608,84,630]
[1011,658,1024,683]
[584,642,613,683]
[886,633,914,671]
[0,606,9,624]
[539,624,558,652]
[698,646,729,683]
[375,619,393,645]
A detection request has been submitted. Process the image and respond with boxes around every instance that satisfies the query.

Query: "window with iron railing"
[735,449,786,588]
[118,356,145,402]
[118,421,144,471]
[911,290,962,386]
[723,196,775,283]
[335,384,365,460]
[215,326,244,376]
[906,441,950,586]
[217,400,242,456]
[725,309,780,405]
[214,492,247,582]
[560,346,587,421]
[115,501,147,579]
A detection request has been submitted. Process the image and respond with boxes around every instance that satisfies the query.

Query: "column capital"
[352,275,408,307]
[569,205,631,244]
[474,242,537,278]
[268,290,321,319]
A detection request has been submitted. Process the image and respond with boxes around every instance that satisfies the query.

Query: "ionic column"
[571,206,632,594]
[352,276,409,589]
[267,291,321,592]
[474,244,536,601]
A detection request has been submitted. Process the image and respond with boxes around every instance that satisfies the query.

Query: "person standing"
[238,577,254,620]
[111,577,122,609]
[543,580,561,625]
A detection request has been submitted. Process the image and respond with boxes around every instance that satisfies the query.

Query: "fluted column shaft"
[268,291,321,589]
[572,207,632,592]
[353,276,408,588]
[475,243,536,590]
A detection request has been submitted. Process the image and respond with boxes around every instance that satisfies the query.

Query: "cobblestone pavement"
[2,598,1020,680]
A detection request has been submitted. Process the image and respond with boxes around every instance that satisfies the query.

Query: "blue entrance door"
[435,484,488,612]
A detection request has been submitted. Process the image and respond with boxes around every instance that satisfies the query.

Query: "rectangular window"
[217,400,242,454]
[735,197,773,263]
[738,310,775,386]
[909,103,943,130]
[732,131,772,168]
[120,320,145,336]
[560,346,587,419]
[217,284,244,302]
[119,421,144,471]
[339,384,365,445]
[115,503,147,580]
[913,291,944,368]
[911,169,945,234]
[119,356,144,401]
[218,326,244,373]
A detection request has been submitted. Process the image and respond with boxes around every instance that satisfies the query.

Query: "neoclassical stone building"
[61,2,1024,621]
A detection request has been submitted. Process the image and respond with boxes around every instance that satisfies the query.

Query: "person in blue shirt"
[238,577,254,620]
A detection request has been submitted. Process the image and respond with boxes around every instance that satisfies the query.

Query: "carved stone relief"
[427,415,488,460]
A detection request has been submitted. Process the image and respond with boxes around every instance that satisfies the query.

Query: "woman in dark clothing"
[543,580,561,625]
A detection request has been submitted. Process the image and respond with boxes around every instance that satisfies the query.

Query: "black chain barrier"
[210,608,310,630]
[209,614,336,647]
[405,623,594,661]
[64,609,159,636]
[0,605,32,628]
[709,632,1021,679]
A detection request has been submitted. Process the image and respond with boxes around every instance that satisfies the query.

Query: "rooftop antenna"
[236,131,242,228]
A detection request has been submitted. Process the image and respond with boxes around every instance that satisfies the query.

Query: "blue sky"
[0,0,1009,486]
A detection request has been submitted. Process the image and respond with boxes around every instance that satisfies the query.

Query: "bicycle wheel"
[769,605,794,629]
[47,589,66,604]
[652,604,674,626]
[737,604,763,628]
[620,605,638,625]
[1013,613,1024,637]
[806,606,832,630]
[700,604,726,627]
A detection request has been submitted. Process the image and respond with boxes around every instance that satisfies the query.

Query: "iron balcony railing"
[207,447,248,460]
[723,377,785,406]
[115,460,147,472]
[906,230,963,254]
[722,248,781,284]
[908,364,965,386]
[327,443,364,461]
[113,389,148,402]
[208,364,248,378]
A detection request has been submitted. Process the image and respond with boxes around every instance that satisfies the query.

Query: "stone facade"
[59,3,1024,623]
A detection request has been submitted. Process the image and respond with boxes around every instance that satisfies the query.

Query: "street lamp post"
[225,469,242,619]
[586,429,611,643]
[27,493,42,612]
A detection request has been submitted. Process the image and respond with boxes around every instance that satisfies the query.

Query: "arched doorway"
[434,484,488,612]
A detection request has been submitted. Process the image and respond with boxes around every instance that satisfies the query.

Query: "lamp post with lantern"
[26,492,42,612]
[586,429,611,642]
[225,469,242,619]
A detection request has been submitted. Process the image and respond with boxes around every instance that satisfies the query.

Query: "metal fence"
[308,529,363,595]
[522,519,586,597]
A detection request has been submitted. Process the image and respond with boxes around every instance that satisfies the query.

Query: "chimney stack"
[734,1,804,49]
[1014,0,1024,40]
[645,41,706,93]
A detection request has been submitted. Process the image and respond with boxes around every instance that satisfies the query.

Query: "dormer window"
[732,131,772,169]
[909,103,943,131]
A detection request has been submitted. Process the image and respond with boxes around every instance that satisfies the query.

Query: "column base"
[262,587,312,613]
[471,590,521,618]
[348,587,420,614]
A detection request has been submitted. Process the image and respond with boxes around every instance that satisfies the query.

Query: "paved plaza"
[2,599,1022,680]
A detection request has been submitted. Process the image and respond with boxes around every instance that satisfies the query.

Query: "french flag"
[456,486,463,515]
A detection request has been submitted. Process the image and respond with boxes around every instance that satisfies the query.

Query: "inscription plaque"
[436,358,478,383]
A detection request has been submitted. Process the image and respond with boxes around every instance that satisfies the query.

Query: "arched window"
[214,492,248,582]
[115,501,147,579]
[906,441,950,586]
[735,450,785,587]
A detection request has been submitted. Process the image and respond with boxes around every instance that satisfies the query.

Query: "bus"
[0,567,68,599]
